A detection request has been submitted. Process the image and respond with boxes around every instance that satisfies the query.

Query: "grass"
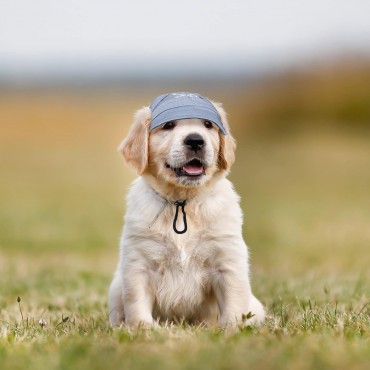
[0,92,369,369]
[0,274,369,370]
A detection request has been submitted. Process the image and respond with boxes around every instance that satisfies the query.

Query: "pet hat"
[149,92,227,135]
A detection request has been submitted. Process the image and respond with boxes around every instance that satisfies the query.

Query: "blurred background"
[1,0,369,296]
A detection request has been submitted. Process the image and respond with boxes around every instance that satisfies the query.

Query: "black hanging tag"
[173,200,187,234]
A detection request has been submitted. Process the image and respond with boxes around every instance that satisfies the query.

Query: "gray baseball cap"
[149,92,227,135]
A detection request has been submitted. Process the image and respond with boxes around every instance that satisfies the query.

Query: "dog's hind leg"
[109,272,125,325]
[247,294,265,326]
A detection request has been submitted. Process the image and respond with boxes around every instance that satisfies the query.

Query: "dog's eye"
[163,121,175,130]
[204,120,213,129]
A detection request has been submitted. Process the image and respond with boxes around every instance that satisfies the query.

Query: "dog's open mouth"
[166,159,205,177]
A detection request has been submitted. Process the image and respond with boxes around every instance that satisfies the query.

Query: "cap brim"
[150,106,227,135]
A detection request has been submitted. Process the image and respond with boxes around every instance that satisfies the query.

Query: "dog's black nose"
[184,134,204,151]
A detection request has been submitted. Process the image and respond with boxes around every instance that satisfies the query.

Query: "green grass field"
[0,92,369,370]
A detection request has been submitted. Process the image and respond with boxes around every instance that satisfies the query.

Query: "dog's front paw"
[246,295,265,326]
[220,301,265,329]
[219,314,241,329]
[125,317,156,329]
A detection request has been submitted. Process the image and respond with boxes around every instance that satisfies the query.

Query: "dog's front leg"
[122,268,155,328]
[213,268,251,328]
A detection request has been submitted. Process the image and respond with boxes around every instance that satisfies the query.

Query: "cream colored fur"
[109,102,265,328]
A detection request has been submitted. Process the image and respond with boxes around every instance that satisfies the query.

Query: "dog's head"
[118,97,235,189]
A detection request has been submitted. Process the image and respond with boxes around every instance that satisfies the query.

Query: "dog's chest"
[147,203,217,281]
[152,231,210,269]
[147,233,213,316]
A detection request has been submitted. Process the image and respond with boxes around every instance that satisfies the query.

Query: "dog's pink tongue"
[182,163,204,175]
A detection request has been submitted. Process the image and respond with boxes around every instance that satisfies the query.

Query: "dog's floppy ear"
[212,102,236,170]
[118,107,151,175]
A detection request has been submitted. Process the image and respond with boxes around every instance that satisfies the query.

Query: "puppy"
[109,92,265,328]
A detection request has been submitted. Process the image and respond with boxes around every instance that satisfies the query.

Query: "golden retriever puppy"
[109,92,265,328]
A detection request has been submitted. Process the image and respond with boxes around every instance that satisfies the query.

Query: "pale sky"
[0,0,369,78]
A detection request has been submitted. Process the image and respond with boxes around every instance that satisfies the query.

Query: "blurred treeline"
[223,58,370,136]
[1,57,369,138]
